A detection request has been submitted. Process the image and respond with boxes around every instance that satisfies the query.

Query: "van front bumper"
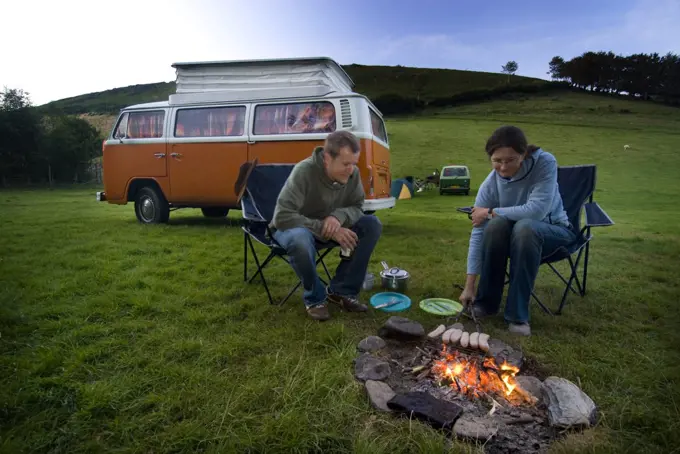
[96,191,107,201]
[363,197,395,211]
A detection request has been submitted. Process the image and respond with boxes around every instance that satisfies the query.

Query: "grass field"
[2,93,679,453]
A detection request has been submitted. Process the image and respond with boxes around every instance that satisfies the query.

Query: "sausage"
[449,329,463,345]
[478,333,490,352]
[442,329,455,343]
[428,324,446,339]
[469,332,479,349]
[460,332,470,348]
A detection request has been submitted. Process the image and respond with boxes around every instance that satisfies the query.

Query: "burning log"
[430,348,535,406]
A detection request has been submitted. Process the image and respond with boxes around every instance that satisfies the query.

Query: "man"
[271,130,382,321]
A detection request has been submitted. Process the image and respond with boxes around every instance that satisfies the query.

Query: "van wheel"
[135,186,169,224]
[201,207,229,218]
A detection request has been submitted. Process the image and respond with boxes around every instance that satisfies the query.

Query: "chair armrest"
[241,192,266,223]
[585,202,614,227]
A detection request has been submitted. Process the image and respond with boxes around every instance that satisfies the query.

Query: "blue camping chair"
[240,163,338,305]
[457,164,614,315]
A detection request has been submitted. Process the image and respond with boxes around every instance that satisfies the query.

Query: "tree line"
[548,51,680,104]
[0,88,102,187]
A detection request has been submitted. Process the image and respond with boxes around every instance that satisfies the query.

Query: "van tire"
[201,207,229,218]
[134,186,170,224]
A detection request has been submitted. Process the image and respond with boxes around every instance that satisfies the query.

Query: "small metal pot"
[379,261,410,292]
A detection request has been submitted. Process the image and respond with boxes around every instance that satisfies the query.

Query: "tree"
[0,87,42,186]
[44,116,102,184]
[0,87,31,111]
[501,61,518,83]
[548,56,566,80]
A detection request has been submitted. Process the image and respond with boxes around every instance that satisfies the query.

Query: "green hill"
[39,63,557,116]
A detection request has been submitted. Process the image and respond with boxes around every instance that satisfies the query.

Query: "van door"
[167,105,249,207]
[103,109,168,201]
[368,107,391,199]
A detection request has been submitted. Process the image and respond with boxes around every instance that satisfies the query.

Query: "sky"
[1,0,678,106]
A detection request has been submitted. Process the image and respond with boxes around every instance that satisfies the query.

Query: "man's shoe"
[327,293,368,312]
[508,322,531,336]
[306,303,331,321]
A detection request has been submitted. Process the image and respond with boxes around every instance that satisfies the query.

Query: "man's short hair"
[324,130,360,158]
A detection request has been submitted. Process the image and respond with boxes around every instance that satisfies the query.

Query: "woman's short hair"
[485,125,539,157]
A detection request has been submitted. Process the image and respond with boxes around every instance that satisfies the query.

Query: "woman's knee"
[511,219,539,244]
[484,216,512,239]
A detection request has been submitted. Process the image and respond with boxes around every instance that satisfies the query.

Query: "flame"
[431,346,535,406]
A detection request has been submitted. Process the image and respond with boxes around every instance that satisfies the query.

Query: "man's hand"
[321,216,341,239]
[471,206,491,227]
[332,227,358,250]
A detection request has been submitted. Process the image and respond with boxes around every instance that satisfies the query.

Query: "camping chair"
[240,163,338,305]
[457,164,614,315]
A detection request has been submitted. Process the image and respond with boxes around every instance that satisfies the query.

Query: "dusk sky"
[2,0,678,105]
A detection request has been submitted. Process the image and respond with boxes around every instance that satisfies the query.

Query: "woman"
[459,126,576,336]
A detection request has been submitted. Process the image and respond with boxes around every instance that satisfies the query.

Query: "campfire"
[432,344,537,406]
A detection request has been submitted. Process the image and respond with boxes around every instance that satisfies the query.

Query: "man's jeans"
[475,217,577,324]
[272,215,382,308]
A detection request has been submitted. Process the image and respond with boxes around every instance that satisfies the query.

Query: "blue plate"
[369,292,412,312]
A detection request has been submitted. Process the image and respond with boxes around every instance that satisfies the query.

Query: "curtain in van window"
[254,102,336,135]
[175,107,245,137]
[128,111,165,138]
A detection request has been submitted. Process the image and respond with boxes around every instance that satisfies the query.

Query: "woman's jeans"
[272,215,382,308]
[475,217,577,324]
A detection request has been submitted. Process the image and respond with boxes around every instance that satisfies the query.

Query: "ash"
[413,380,558,454]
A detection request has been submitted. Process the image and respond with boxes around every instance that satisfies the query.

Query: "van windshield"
[443,167,467,177]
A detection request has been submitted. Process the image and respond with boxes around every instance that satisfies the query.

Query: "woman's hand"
[459,274,478,308]
[470,207,490,227]
[459,286,476,307]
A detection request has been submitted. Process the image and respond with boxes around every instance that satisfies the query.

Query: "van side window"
[370,109,388,144]
[175,106,246,137]
[254,101,336,135]
[127,111,165,139]
[113,113,129,139]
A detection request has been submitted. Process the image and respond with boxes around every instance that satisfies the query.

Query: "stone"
[383,316,425,340]
[354,353,391,381]
[487,338,523,369]
[357,335,386,353]
[453,414,499,441]
[365,380,395,412]
[387,391,464,430]
[516,375,544,403]
[542,376,597,428]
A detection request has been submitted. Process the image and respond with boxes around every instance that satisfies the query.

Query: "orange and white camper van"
[97,57,395,224]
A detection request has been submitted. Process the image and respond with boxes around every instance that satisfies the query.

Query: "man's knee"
[356,214,382,238]
[279,228,315,255]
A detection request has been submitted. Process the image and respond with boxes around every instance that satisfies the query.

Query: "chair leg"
[243,232,248,282]
[277,248,335,306]
[582,241,590,296]
[245,235,275,305]
[318,249,333,281]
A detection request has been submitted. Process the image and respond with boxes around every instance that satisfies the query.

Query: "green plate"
[419,298,463,316]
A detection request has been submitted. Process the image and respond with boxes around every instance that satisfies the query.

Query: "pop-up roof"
[169,57,355,105]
